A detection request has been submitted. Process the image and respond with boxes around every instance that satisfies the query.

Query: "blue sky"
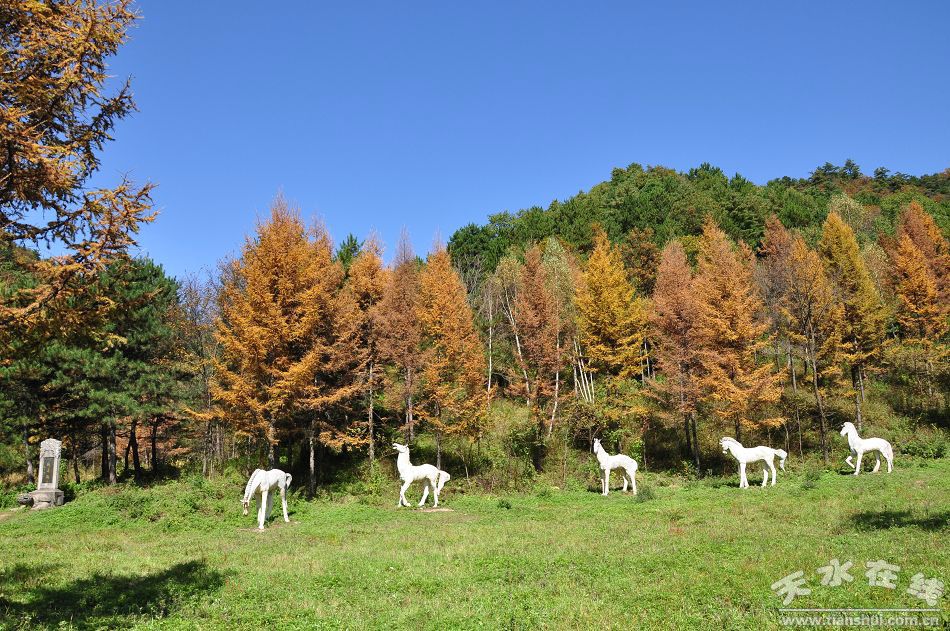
[93,1,950,278]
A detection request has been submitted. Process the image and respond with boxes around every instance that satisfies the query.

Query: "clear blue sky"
[94,1,950,279]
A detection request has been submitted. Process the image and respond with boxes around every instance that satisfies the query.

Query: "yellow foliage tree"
[781,236,847,463]
[576,229,648,378]
[818,211,887,429]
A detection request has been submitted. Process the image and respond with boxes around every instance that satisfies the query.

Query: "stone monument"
[25,438,65,509]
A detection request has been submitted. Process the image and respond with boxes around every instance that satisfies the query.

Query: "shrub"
[635,485,656,502]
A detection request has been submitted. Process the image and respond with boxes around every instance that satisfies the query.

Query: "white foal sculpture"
[393,442,450,508]
[840,422,893,475]
[592,438,638,496]
[242,468,292,530]
[720,438,787,488]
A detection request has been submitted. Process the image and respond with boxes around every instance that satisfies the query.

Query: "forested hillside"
[448,161,950,279]
[3,164,948,493]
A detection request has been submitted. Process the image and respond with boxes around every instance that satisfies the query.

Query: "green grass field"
[1,459,947,630]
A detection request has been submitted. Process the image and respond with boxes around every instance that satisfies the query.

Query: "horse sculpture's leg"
[739,462,747,488]
[258,488,269,530]
[629,468,637,495]
[418,482,430,507]
[399,480,412,507]
[761,465,768,487]
[769,460,777,486]
[853,452,863,476]
[603,469,610,496]
[872,455,881,473]
[280,484,289,523]
[432,478,440,508]
[845,454,855,469]
[622,471,629,492]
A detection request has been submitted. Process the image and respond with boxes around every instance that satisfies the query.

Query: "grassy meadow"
[0,458,947,630]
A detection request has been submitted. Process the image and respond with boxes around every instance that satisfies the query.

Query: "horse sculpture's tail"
[436,470,451,494]
[883,443,894,470]
[242,468,265,510]
[775,449,788,471]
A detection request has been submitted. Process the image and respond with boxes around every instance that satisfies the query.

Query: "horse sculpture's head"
[840,422,855,437]
[592,438,601,453]
[241,498,250,516]
[720,437,736,453]
[392,442,409,454]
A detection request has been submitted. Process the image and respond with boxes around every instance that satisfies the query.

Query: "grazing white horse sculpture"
[242,468,292,530]
[393,442,450,508]
[840,422,893,475]
[720,437,787,488]
[592,438,638,496]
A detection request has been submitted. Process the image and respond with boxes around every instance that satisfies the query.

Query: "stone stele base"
[28,488,64,510]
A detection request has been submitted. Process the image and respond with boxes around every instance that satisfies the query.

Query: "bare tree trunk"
[308,420,316,496]
[129,419,141,481]
[100,425,109,481]
[367,361,375,464]
[503,288,531,405]
[107,421,117,485]
[150,419,160,473]
[123,430,132,475]
[548,336,561,438]
[23,429,34,486]
[787,342,804,462]
[486,292,494,405]
[689,411,701,473]
[72,433,81,484]
[808,339,829,465]
[852,365,863,431]
[436,430,442,470]
[406,366,415,441]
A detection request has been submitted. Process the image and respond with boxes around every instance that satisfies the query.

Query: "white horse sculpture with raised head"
[840,422,893,475]
[592,438,638,496]
[393,442,450,508]
[242,468,292,530]
[720,437,787,488]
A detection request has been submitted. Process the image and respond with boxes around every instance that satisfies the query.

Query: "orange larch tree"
[212,198,359,492]
[1,0,155,337]
[888,233,949,401]
[416,245,486,468]
[648,240,702,470]
[896,201,950,304]
[693,218,782,441]
[376,231,423,441]
[345,237,387,463]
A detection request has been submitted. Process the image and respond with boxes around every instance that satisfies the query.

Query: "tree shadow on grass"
[848,509,949,532]
[0,560,226,629]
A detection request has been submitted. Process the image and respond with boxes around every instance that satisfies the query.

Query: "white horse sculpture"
[393,442,450,508]
[592,438,638,496]
[840,422,893,475]
[720,438,787,488]
[242,468,292,530]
